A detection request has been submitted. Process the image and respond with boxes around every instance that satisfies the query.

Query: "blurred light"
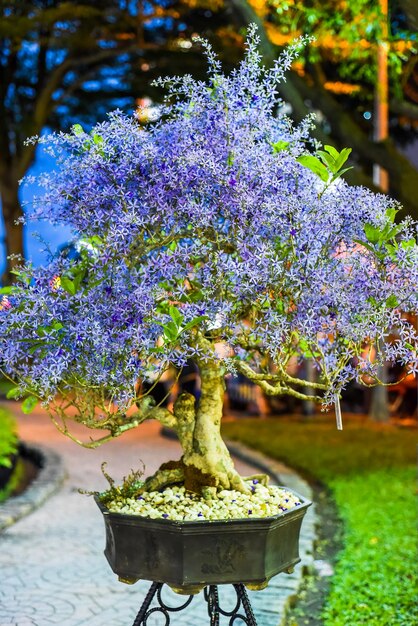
[363,111,372,120]
[136,97,161,123]
[178,39,192,49]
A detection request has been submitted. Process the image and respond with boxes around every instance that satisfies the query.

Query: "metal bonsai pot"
[95,490,311,594]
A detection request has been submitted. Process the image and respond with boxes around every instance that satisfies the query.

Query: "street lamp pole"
[373,0,389,192]
[370,0,390,421]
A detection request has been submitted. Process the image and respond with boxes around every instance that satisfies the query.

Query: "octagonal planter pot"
[95,489,311,594]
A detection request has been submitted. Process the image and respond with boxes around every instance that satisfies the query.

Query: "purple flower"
[0,25,416,420]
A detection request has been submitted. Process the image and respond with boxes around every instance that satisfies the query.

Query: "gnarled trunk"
[142,344,261,496]
[181,356,250,494]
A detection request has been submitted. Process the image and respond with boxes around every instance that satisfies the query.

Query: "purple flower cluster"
[2,26,418,409]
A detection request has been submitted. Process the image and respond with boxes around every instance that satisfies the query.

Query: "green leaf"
[364,223,381,244]
[149,346,164,354]
[21,396,38,414]
[275,299,285,315]
[271,140,290,153]
[168,306,183,328]
[72,124,84,136]
[385,295,399,308]
[334,147,352,171]
[60,275,76,295]
[93,133,103,145]
[298,337,319,358]
[385,243,398,260]
[186,289,204,303]
[296,155,329,182]
[385,208,398,224]
[10,269,30,284]
[0,286,14,295]
[156,300,170,315]
[72,268,86,292]
[181,315,208,333]
[324,145,339,159]
[163,321,179,342]
[227,152,234,166]
[317,150,336,171]
[401,238,416,250]
[28,342,52,355]
[353,238,376,254]
[6,387,21,400]
[330,166,353,182]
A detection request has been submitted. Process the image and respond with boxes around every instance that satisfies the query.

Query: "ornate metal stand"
[132,582,258,625]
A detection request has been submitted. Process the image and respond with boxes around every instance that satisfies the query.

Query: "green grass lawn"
[223,415,417,626]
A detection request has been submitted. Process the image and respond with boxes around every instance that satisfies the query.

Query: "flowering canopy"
[1,26,418,422]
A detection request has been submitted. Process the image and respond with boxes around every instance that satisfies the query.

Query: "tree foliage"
[1,29,418,438]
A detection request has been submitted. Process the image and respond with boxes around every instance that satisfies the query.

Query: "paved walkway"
[0,403,315,626]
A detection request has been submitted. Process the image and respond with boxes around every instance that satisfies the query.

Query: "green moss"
[223,415,418,625]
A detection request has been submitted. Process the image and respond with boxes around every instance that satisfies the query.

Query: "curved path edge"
[0,443,66,532]
[225,439,317,625]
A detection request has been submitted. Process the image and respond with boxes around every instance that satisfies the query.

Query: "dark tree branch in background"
[229,0,418,219]
[0,1,144,283]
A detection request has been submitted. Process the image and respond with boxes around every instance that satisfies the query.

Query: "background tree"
[0,0,253,284]
[226,0,418,217]
[0,1,137,282]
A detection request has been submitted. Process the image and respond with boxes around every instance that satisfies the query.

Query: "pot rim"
[94,486,311,528]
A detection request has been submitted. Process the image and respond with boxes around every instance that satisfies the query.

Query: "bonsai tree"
[1,26,418,498]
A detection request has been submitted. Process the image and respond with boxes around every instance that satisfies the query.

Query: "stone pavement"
[0,403,316,626]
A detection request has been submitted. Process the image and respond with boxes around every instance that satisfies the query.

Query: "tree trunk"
[141,339,266,496]
[181,356,250,494]
[0,176,24,285]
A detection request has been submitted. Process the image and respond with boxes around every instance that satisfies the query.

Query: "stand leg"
[131,582,194,625]
[132,582,161,626]
[204,585,220,626]
[204,584,258,626]
[233,584,258,625]
[131,582,258,625]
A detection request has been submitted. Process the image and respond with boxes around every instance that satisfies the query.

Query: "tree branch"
[17,45,139,177]
[390,98,418,121]
[235,360,325,401]
[229,1,418,217]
